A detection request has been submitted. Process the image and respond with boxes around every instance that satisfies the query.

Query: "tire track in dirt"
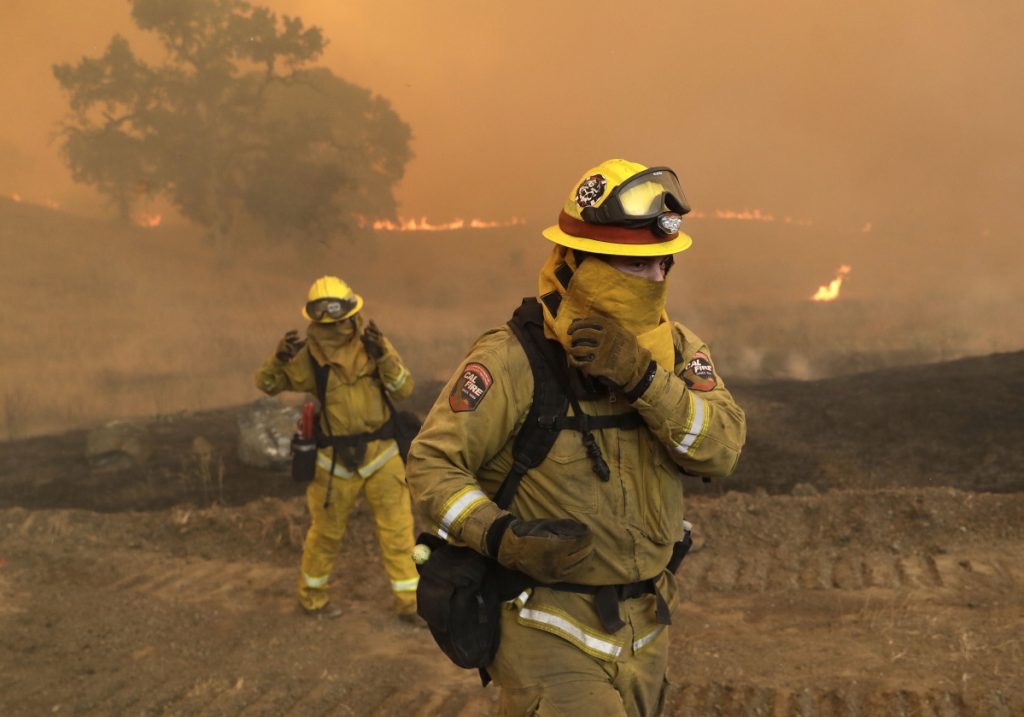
[684,548,1024,594]
[4,489,1022,717]
[60,677,496,717]
[62,548,494,716]
[666,681,1021,716]
[106,553,295,612]
[52,678,1020,717]
[365,684,497,717]
[82,679,149,715]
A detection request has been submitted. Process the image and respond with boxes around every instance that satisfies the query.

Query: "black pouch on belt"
[290,434,317,483]
[414,532,501,670]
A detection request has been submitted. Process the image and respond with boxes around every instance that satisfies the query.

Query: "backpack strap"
[308,352,339,508]
[365,328,420,465]
[310,353,331,415]
[494,299,570,509]
[494,298,642,508]
[491,298,674,635]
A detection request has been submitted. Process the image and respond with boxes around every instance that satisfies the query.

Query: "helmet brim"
[541,225,692,257]
[301,293,363,322]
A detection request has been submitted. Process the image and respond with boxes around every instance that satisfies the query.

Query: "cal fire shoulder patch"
[683,352,718,391]
[449,362,493,412]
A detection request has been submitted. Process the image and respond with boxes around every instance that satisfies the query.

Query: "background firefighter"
[406,159,747,715]
[255,275,421,622]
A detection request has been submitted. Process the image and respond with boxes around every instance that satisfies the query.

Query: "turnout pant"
[487,598,670,716]
[297,453,419,614]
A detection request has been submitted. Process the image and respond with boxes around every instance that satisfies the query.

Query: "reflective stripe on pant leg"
[298,467,365,610]
[392,577,419,592]
[489,607,629,717]
[362,454,419,613]
[302,572,329,589]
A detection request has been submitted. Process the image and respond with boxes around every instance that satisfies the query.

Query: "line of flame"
[366,216,526,232]
[10,193,60,209]
[811,265,852,302]
[688,208,813,226]
[363,208,818,232]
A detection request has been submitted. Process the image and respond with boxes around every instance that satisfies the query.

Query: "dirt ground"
[2,354,1023,716]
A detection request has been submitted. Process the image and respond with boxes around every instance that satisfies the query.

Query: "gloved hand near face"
[275,329,306,363]
[566,316,652,392]
[361,320,386,359]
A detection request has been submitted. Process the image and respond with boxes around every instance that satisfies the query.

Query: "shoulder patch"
[449,362,493,412]
[683,352,718,391]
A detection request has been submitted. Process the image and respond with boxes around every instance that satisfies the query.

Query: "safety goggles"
[305,297,358,322]
[580,167,691,230]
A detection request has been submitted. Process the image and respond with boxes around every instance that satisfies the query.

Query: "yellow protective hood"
[306,314,371,382]
[538,246,675,371]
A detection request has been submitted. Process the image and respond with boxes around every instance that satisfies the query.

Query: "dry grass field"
[2,197,1019,440]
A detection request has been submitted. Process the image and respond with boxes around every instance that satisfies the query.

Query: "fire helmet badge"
[575,174,607,208]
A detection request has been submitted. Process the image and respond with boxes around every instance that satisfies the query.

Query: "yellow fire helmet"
[542,158,694,257]
[301,275,364,323]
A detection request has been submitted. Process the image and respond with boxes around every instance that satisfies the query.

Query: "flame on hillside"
[10,193,59,209]
[136,213,162,228]
[688,208,813,226]
[364,216,526,232]
[362,210,815,232]
[811,265,851,302]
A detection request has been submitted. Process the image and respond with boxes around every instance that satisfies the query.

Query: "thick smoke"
[1,0,1021,436]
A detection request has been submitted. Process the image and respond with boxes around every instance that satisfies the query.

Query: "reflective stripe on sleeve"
[392,577,419,593]
[673,391,708,457]
[384,366,410,392]
[438,487,491,535]
[302,572,329,588]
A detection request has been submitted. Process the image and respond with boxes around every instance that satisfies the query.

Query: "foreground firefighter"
[406,159,746,715]
[255,276,420,622]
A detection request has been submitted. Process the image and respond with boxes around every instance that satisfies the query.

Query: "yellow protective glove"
[566,316,653,393]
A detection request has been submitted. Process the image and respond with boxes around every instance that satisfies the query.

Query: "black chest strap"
[309,352,395,507]
[490,298,672,635]
[494,298,641,508]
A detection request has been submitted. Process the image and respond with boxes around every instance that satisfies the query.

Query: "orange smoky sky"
[2,0,1023,239]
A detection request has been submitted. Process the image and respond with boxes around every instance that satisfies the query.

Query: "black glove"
[487,515,593,584]
[275,329,306,363]
[361,320,386,359]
